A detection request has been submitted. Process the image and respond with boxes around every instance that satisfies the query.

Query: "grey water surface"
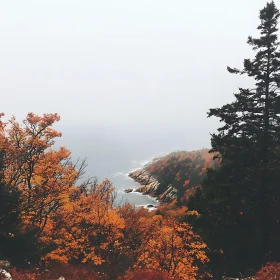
[55,123,211,207]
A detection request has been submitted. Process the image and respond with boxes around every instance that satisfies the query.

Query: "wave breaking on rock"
[128,168,177,202]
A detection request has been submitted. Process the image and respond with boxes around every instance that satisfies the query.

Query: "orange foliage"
[118,204,210,279]
[42,180,125,266]
[135,220,210,279]
[0,113,79,236]
[134,206,210,280]
[0,113,211,279]
[117,204,159,266]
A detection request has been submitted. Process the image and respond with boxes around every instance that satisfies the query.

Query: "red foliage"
[256,262,280,279]
[10,269,36,280]
[150,166,156,173]
[120,269,175,280]
[11,265,99,280]
[183,180,190,187]
[145,149,219,203]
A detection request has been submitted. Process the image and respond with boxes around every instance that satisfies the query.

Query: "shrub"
[10,265,98,280]
[256,262,280,280]
[119,268,175,280]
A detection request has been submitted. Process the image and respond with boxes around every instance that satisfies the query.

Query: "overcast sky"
[0,0,275,132]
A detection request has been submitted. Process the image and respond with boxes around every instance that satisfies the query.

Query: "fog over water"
[0,0,271,205]
[55,122,212,205]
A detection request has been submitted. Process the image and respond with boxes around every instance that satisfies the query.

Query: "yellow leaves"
[152,215,163,223]
[0,113,90,259]
[44,250,69,264]
[92,256,105,266]
[186,210,200,217]
[41,179,127,267]
[40,179,210,279]
[135,219,210,280]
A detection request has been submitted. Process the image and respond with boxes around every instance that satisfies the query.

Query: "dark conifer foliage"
[0,150,21,261]
[188,1,280,277]
[0,150,40,265]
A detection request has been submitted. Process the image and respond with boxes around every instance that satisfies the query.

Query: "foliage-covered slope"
[0,113,211,280]
[143,149,219,203]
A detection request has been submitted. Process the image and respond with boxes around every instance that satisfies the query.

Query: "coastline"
[119,186,159,211]
[116,151,173,209]
[127,168,177,203]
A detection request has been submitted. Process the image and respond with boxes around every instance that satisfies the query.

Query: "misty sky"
[0,0,274,135]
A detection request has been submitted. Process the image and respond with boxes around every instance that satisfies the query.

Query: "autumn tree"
[116,204,159,275]
[0,113,88,263]
[42,180,125,273]
[41,184,210,279]
[135,216,210,280]
[0,112,212,279]
[188,1,280,277]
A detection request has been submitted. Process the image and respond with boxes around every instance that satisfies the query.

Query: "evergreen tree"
[188,1,280,277]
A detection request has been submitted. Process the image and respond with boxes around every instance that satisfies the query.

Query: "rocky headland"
[128,168,177,202]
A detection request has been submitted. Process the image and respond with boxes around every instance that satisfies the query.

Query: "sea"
[55,123,210,208]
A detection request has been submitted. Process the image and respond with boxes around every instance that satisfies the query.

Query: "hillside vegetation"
[0,113,210,280]
[144,149,219,203]
[1,1,280,279]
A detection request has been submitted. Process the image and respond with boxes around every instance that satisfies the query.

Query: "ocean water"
[54,123,210,207]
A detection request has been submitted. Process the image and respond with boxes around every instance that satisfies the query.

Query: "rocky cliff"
[128,168,177,202]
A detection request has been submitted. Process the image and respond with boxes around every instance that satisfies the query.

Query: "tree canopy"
[188,1,280,277]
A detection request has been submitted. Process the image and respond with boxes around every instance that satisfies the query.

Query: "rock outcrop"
[0,260,12,280]
[128,169,177,202]
[0,269,12,280]
[124,188,133,193]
